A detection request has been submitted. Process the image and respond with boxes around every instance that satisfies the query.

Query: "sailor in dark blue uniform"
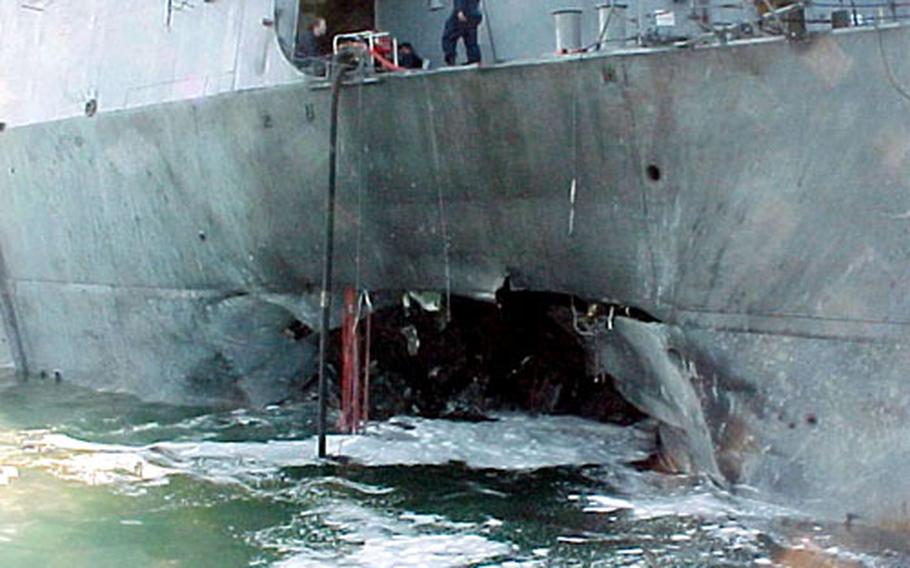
[295,17,328,75]
[296,17,327,60]
[442,0,483,66]
[398,42,425,69]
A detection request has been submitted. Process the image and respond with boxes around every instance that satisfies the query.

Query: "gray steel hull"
[2,26,910,519]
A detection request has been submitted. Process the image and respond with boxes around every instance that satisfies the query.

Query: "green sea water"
[0,372,903,567]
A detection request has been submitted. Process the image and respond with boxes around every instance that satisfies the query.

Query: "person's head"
[399,42,414,55]
[310,17,327,37]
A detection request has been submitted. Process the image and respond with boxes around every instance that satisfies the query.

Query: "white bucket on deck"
[596,2,627,49]
[552,8,583,53]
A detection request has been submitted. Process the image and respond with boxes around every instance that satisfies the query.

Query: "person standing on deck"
[442,0,483,66]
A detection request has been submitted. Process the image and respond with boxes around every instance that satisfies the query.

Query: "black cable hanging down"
[317,60,354,458]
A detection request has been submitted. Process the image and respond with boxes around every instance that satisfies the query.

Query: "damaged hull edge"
[2,26,910,521]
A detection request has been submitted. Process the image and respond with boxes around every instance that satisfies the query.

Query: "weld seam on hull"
[3,277,314,299]
[674,307,910,342]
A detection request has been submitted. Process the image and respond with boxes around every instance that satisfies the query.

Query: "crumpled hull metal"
[594,316,910,522]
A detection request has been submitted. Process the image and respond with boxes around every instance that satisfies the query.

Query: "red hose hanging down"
[362,300,372,426]
[339,287,359,433]
[370,48,404,72]
[339,288,372,433]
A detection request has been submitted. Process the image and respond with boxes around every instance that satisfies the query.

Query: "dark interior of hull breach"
[306,289,653,429]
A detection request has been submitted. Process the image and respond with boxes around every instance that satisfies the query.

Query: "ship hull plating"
[2,26,910,519]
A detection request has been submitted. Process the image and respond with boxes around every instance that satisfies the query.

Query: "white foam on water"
[0,415,654,565]
[578,488,797,524]
[0,466,18,486]
[3,414,654,489]
[580,494,635,513]
[493,561,546,568]
[318,414,652,470]
[577,491,730,520]
[556,536,589,544]
[628,492,733,520]
[398,512,474,530]
[34,449,174,486]
[266,499,511,568]
[616,547,645,555]
[289,534,510,568]
[569,490,811,564]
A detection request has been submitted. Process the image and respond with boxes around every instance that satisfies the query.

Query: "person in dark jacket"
[442,0,482,66]
[398,42,425,69]
[295,17,328,74]
[296,17,327,58]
